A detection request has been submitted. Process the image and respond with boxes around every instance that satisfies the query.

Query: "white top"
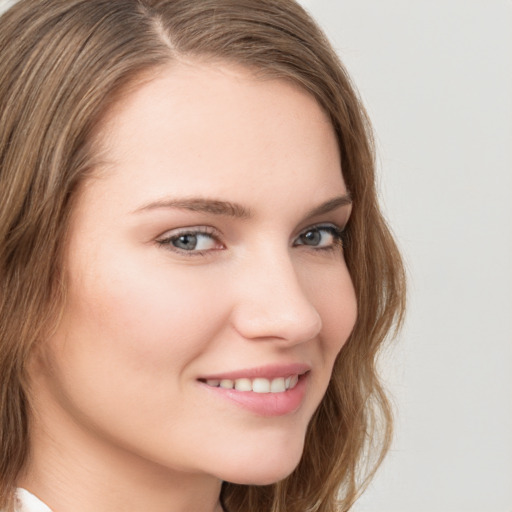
[14,489,52,512]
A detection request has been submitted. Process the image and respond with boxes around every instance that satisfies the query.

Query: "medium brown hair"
[0,1,406,510]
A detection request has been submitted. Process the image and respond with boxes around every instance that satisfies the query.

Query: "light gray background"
[1,1,511,511]
[297,1,511,511]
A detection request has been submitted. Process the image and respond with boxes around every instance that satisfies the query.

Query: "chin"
[216,440,305,486]
[223,464,301,486]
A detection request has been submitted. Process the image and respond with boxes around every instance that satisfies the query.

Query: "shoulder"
[11,489,52,512]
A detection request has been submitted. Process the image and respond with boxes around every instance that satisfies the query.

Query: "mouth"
[199,374,302,393]
[197,365,310,416]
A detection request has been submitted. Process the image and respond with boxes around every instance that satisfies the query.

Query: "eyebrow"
[304,194,352,218]
[134,197,251,218]
[134,193,352,219]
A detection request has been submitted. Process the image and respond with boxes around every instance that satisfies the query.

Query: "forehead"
[88,60,346,211]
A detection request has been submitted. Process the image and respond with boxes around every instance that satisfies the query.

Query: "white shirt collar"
[15,489,52,512]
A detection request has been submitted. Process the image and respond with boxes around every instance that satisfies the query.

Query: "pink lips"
[198,363,310,417]
[199,363,310,381]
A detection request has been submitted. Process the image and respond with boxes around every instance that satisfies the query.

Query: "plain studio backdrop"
[1,1,511,512]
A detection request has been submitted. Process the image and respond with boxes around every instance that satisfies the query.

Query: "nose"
[229,249,322,345]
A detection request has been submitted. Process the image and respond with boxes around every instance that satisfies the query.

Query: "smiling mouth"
[199,374,304,393]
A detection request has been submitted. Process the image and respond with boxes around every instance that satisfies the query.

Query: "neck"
[19,406,224,512]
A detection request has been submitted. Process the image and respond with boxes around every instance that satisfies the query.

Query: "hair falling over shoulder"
[0,1,406,511]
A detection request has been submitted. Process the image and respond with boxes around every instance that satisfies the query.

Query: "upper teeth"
[205,375,299,393]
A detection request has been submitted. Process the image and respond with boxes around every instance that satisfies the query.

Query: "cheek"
[64,253,227,371]
[307,263,358,364]
[39,253,231,450]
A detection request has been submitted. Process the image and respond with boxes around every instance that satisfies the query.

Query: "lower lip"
[200,373,308,417]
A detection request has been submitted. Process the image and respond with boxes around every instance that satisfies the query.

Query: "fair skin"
[21,60,357,512]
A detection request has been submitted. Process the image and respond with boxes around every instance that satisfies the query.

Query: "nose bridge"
[231,244,322,343]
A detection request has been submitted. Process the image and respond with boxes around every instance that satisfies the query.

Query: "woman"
[0,1,405,511]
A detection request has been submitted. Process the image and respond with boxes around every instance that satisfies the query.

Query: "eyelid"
[296,222,346,238]
[156,225,218,240]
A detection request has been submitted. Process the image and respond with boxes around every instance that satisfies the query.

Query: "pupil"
[303,230,320,245]
[174,234,197,250]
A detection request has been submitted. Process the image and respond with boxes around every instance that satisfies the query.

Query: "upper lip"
[198,363,311,381]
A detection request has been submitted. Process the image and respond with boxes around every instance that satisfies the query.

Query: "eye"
[294,224,345,250]
[157,227,222,254]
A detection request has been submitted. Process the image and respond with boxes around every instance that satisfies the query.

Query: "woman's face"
[34,61,357,486]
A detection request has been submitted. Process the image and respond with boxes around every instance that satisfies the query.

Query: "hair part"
[0,1,406,511]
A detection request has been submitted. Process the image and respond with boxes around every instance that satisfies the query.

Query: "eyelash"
[156,224,347,257]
